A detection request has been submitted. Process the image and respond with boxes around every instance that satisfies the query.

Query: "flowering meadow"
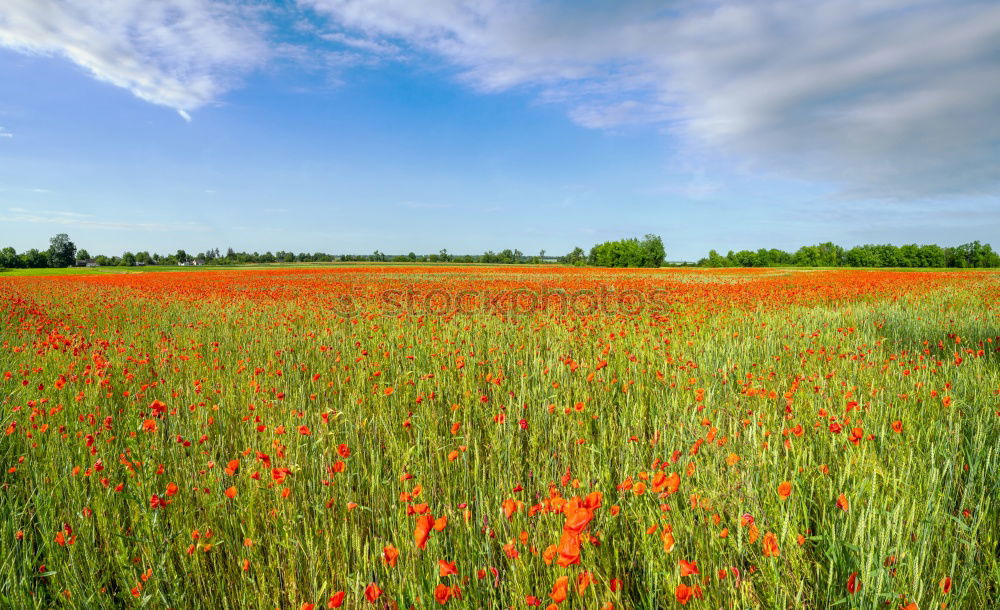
[1,267,997,609]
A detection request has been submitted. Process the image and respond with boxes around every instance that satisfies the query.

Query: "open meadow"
[1,266,997,609]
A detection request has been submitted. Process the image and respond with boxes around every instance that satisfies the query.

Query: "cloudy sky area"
[1,0,998,259]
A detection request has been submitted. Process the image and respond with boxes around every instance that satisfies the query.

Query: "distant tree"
[175,249,189,264]
[1,246,22,268]
[699,242,1000,268]
[639,234,666,267]
[815,242,845,267]
[561,247,586,266]
[21,248,49,268]
[438,249,450,262]
[792,243,844,267]
[48,233,76,267]
[845,246,873,267]
[918,244,946,267]
[588,235,665,268]
[874,244,899,267]
[121,251,136,266]
[76,249,91,262]
[898,244,920,267]
[732,250,756,267]
[705,249,726,267]
[792,245,822,267]
[769,248,793,265]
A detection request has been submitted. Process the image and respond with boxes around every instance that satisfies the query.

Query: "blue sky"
[1,0,998,261]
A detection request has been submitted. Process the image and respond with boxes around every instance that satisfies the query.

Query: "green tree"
[21,248,49,268]
[639,234,666,267]
[561,247,586,266]
[918,245,946,267]
[588,235,665,268]
[48,233,76,267]
[705,249,726,267]
[0,246,22,268]
[898,244,920,267]
[732,250,756,267]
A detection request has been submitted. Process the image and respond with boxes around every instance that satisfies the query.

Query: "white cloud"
[0,126,12,138]
[3,1,997,198]
[8,206,88,218]
[301,0,1000,198]
[1,207,210,232]
[0,0,268,117]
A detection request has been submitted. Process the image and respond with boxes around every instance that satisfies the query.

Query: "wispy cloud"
[8,206,88,218]
[301,0,1000,199]
[3,1,997,199]
[398,201,453,210]
[1,207,210,232]
[0,126,12,138]
[0,0,269,118]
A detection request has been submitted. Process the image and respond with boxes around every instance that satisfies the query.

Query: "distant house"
[76,259,97,267]
[191,259,205,266]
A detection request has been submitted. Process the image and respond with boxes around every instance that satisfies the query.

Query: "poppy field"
[1,266,998,609]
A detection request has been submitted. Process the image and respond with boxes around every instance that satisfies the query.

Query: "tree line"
[0,235,563,268]
[5,234,995,271]
[697,241,1000,268]
[558,234,666,268]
